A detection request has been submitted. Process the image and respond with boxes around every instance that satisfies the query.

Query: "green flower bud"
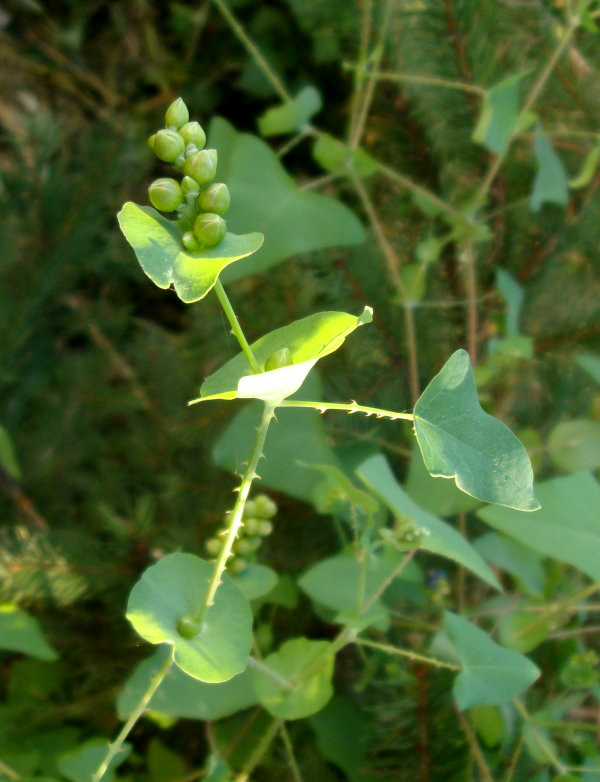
[205,537,222,556]
[177,616,201,639]
[193,212,227,248]
[236,536,261,555]
[153,129,186,163]
[258,520,273,536]
[253,494,277,519]
[181,176,201,197]
[182,231,201,252]
[184,143,198,159]
[229,557,247,574]
[179,121,206,149]
[264,348,293,372]
[198,183,230,216]
[148,177,184,212]
[147,133,157,151]
[183,148,218,185]
[244,517,262,535]
[165,97,189,129]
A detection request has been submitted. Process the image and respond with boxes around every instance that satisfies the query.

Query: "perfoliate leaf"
[0,604,58,660]
[529,124,569,211]
[193,308,372,403]
[209,118,365,281]
[478,471,600,581]
[472,72,529,155]
[117,203,263,303]
[126,553,252,682]
[355,453,501,589]
[444,611,540,710]
[413,350,539,511]
[253,637,334,719]
[258,86,322,136]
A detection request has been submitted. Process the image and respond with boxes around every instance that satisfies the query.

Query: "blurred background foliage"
[1,0,600,779]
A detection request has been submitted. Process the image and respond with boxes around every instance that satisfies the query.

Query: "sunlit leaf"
[258,86,322,136]
[312,133,378,177]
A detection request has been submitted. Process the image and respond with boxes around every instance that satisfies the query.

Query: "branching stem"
[214,280,261,374]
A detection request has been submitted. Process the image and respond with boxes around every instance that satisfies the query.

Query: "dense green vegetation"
[1,1,600,780]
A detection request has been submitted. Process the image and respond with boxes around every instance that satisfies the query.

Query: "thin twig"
[356,637,461,671]
[280,723,303,782]
[345,67,485,94]
[454,706,496,782]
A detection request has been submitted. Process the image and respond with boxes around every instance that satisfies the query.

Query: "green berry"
[258,520,273,536]
[229,558,247,574]
[197,183,230,216]
[148,177,184,212]
[181,176,201,197]
[205,537,221,556]
[182,231,200,252]
[244,500,258,518]
[244,517,262,535]
[153,129,185,163]
[264,348,293,372]
[183,149,218,185]
[253,494,277,519]
[193,212,227,248]
[177,616,200,639]
[179,121,206,149]
[236,536,261,555]
[165,97,189,129]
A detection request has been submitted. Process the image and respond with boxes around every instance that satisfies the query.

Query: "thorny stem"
[92,648,175,782]
[234,718,281,782]
[210,0,290,103]
[356,637,461,671]
[345,68,485,94]
[278,399,413,421]
[200,402,276,615]
[214,280,261,374]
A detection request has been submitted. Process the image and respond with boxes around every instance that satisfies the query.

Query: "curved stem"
[92,648,175,782]
[213,280,261,374]
[199,402,276,616]
[347,68,485,94]
[234,718,281,782]
[279,399,413,421]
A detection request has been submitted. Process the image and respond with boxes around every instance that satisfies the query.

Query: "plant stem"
[460,241,478,363]
[347,0,373,146]
[502,734,524,782]
[210,0,290,102]
[213,279,261,374]
[346,67,485,94]
[513,697,567,775]
[376,160,464,221]
[362,549,416,614]
[454,705,496,782]
[280,723,303,782]
[0,759,20,780]
[200,402,276,614]
[92,648,175,782]
[247,656,295,691]
[356,637,461,671]
[234,718,281,782]
[278,399,413,421]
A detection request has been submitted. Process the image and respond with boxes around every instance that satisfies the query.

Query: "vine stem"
[280,723,303,782]
[213,279,261,374]
[454,705,496,782]
[513,698,567,775]
[356,637,461,671]
[201,402,276,614]
[278,399,413,421]
[234,718,281,782]
[344,67,485,94]
[247,656,294,691]
[91,648,175,782]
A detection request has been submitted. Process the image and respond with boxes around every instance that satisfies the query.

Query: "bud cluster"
[146,98,230,251]
[205,493,277,574]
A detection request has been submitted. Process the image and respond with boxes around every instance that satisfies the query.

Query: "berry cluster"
[205,493,277,574]
[147,98,230,252]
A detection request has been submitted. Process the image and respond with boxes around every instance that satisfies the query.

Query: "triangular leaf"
[0,604,58,661]
[117,202,263,303]
[193,307,372,403]
[444,611,540,710]
[258,86,322,136]
[472,72,529,155]
[529,124,569,211]
[413,349,539,511]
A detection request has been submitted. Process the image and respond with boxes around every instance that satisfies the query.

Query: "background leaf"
[58,739,130,782]
[472,72,528,155]
[529,124,569,212]
[0,604,58,660]
[258,86,322,136]
[547,419,600,472]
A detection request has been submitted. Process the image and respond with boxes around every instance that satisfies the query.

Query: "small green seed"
[244,517,262,535]
[229,558,247,574]
[258,520,273,536]
[194,212,227,248]
[197,183,230,216]
[183,149,218,185]
[236,536,261,555]
[153,129,186,163]
[148,178,184,212]
[179,121,206,149]
[177,616,201,639]
[264,348,293,372]
[253,494,278,519]
[182,231,201,252]
[165,97,189,129]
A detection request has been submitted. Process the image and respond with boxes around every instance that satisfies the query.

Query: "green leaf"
[413,349,539,511]
[117,646,257,721]
[194,307,372,403]
[468,704,505,748]
[444,611,540,710]
[209,118,365,281]
[477,471,600,581]
[498,609,550,653]
[233,563,278,601]
[355,453,501,589]
[496,268,525,337]
[258,86,322,136]
[472,72,529,155]
[547,419,600,472]
[0,425,21,479]
[569,141,600,188]
[309,696,373,782]
[0,604,58,660]
[405,445,482,517]
[576,353,600,385]
[529,124,569,211]
[213,373,341,503]
[117,202,263,303]
[126,553,252,682]
[147,738,186,782]
[475,532,545,597]
[312,132,379,178]
[58,739,130,782]
[306,462,380,520]
[253,637,334,719]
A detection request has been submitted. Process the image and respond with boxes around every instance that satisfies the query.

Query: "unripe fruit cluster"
[146,98,230,251]
[205,493,277,574]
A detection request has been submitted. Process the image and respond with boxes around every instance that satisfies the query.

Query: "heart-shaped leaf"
[126,553,253,682]
[117,202,263,303]
[253,637,334,720]
[192,307,372,404]
[444,611,540,710]
[413,349,539,511]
